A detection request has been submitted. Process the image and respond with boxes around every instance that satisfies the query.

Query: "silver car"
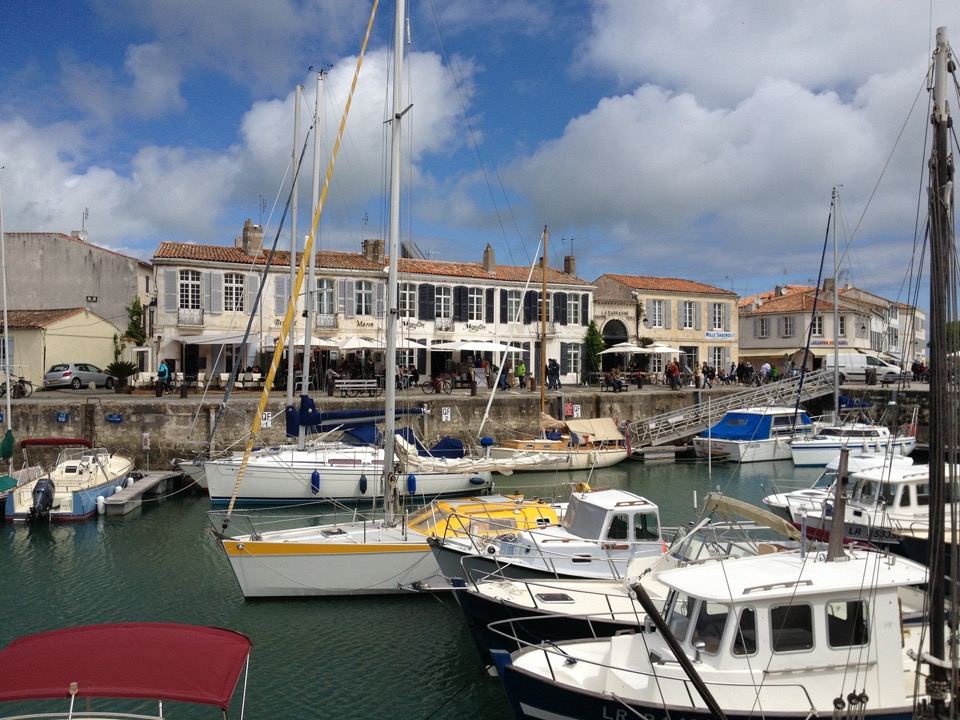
[43,362,116,390]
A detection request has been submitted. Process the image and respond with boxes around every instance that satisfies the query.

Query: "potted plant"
[104,360,138,393]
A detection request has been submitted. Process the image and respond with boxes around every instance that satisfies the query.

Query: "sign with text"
[55,412,69,423]
[261,411,273,428]
[106,413,123,424]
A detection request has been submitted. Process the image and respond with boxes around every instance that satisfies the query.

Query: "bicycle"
[420,376,452,394]
[0,375,34,398]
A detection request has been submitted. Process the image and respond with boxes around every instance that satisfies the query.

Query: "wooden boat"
[487,414,629,471]
[0,623,252,719]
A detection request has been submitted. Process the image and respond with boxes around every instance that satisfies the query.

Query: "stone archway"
[601,319,629,345]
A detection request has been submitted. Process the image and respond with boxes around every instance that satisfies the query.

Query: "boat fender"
[97,496,106,514]
[311,469,320,495]
[114,485,122,495]
[359,473,368,495]
[480,437,494,447]
[469,476,486,485]
[125,476,134,488]
[407,473,416,493]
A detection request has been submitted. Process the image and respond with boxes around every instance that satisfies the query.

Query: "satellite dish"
[76,230,88,242]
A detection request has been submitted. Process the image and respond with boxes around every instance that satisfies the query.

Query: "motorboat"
[453,493,805,668]
[0,623,252,719]
[4,446,135,521]
[692,405,815,463]
[762,452,914,521]
[789,420,917,466]
[214,493,564,597]
[428,487,665,583]
[493,545,936,720]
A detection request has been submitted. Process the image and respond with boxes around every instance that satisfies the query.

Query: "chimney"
[236,219,263,255]
[563,255,576,277]
[363,238,385,264]
[823,278,835,293]
[482,243,496,274]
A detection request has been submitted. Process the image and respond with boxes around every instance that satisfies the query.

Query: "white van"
[821,353,902,383]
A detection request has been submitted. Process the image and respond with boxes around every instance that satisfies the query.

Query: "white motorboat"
[789,420,917,466]
[692,405,815,462]
[428,487,665,582]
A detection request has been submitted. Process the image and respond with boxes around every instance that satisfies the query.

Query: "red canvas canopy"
[0,623,251,710]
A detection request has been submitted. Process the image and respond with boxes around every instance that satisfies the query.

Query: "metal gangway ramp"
[625,369,835,449]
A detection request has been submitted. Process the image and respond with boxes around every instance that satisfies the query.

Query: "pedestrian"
[760,361,772,384]
[701,361,712,389]
[516,360,526,389]
[157,359,172,394]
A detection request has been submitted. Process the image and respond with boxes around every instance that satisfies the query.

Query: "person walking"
[516,360,526,390]
[157,359,172,394]
[701,361,713,389]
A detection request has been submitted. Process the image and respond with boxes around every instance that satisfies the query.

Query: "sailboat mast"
[286,86,302,406]
[0,173,11,460]
[540,226,547,414]
[382,0,404,523]
[831,187,840,419]
[925,25,953,711]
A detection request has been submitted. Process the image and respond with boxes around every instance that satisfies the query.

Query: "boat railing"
[513,635,817,713]
[485,606,647,647]
[208,505,390,539]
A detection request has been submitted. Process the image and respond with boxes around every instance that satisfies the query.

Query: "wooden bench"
[335,379,382,397]
[600,379,628,392]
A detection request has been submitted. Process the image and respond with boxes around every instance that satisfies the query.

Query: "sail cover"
[0,623,251,709]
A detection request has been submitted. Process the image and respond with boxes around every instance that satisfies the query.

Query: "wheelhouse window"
[692,601,730,655]
[733,607,757,656]
[467,288,484,321]
[179,270,201,309]
[633,512,659,540]
[224,273,245,312]
[826,600,869,648]
[770,604,814,652]
[398,283,416,318]
[435,287,452,319]
[355,281,374,316]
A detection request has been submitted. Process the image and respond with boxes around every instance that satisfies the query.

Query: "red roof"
[0,623,251,710]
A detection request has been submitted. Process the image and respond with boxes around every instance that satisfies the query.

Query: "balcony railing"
[315,313,338,329]
[178,308,204,327]
[435,317,454,332]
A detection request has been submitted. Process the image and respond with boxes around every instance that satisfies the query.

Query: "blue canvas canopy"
[701,409,812,441]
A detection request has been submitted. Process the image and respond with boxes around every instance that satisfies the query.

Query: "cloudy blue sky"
[2,1,958,310]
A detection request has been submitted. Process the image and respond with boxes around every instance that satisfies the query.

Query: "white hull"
[205,444,490,505]
[692,436,794,463]
[790,436,916,466]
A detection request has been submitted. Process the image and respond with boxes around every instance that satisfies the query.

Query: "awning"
[173,332,253,345]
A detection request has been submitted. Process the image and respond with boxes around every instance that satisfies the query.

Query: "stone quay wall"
[4,385,929,470]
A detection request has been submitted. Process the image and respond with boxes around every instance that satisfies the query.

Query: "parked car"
[43,362,116,390]
[822,352,902,384]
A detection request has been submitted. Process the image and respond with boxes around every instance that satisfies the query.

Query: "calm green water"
[0,459,822,719]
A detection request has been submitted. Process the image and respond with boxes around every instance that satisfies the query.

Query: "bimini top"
[701,405,812,442]
[0,623,251,710]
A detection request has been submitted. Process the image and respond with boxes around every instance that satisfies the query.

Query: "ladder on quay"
[624,369,835,449]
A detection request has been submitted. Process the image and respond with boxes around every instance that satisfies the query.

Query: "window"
[693,601,729,654]
[770,604,813,652]
[838,316,846,337]
[710,302,723,330]
[398,283,416,318]
[506,290,522,323]
[606,513,629,541]
[733,608,757,656]
[634,511,659,540]
[537,292,551,321]
[467,288,484,321]
[710,347,724,369]
[665,591,696,641]
[783,317,794,337]
[435,286,453,319]
[224,273,245,312]
[355,281,373,316]
[317,279,335,315]
[826,600,868,647]
[179,270,201,309]
[682,301,695,330]
[758,317,770,338]
[567,294,580,324]
[567,346,581,377]
[811,315,824,337]
[650,299,664,328]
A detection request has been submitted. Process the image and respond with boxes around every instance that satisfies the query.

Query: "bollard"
[529,376,536,391]
[470,380,477,397]
[155,380,163,398]
[180,382,189,399]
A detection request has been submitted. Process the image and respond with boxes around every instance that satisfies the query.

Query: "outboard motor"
[29,478,56,522]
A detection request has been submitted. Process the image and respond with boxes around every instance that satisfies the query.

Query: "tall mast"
[540,226,547,414]
[0,170,11,466]
[831,187,840,418]
[286,85,302,405]
[382,0,405,524]
[925,25,953,712]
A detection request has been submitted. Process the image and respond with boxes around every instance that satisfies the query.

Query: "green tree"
[582,320,605,383]
[125,297,147,346]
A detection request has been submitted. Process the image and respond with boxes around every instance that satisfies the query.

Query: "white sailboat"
[214,0,558,596]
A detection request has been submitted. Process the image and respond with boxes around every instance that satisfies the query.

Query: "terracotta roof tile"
[2,308,87,329]
[599,273,736,296]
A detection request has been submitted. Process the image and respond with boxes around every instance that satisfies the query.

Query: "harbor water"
[1,458,824,719]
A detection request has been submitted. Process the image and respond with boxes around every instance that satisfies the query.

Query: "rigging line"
[223,0,382,521]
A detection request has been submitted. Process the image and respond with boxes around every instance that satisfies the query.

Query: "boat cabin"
[561,488,661,543]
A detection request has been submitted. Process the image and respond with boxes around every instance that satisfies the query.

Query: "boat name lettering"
[603,707,651,720]
[704,331,735,340]
[465,322,487,332]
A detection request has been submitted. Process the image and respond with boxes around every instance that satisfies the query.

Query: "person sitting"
[409,366,420,385]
